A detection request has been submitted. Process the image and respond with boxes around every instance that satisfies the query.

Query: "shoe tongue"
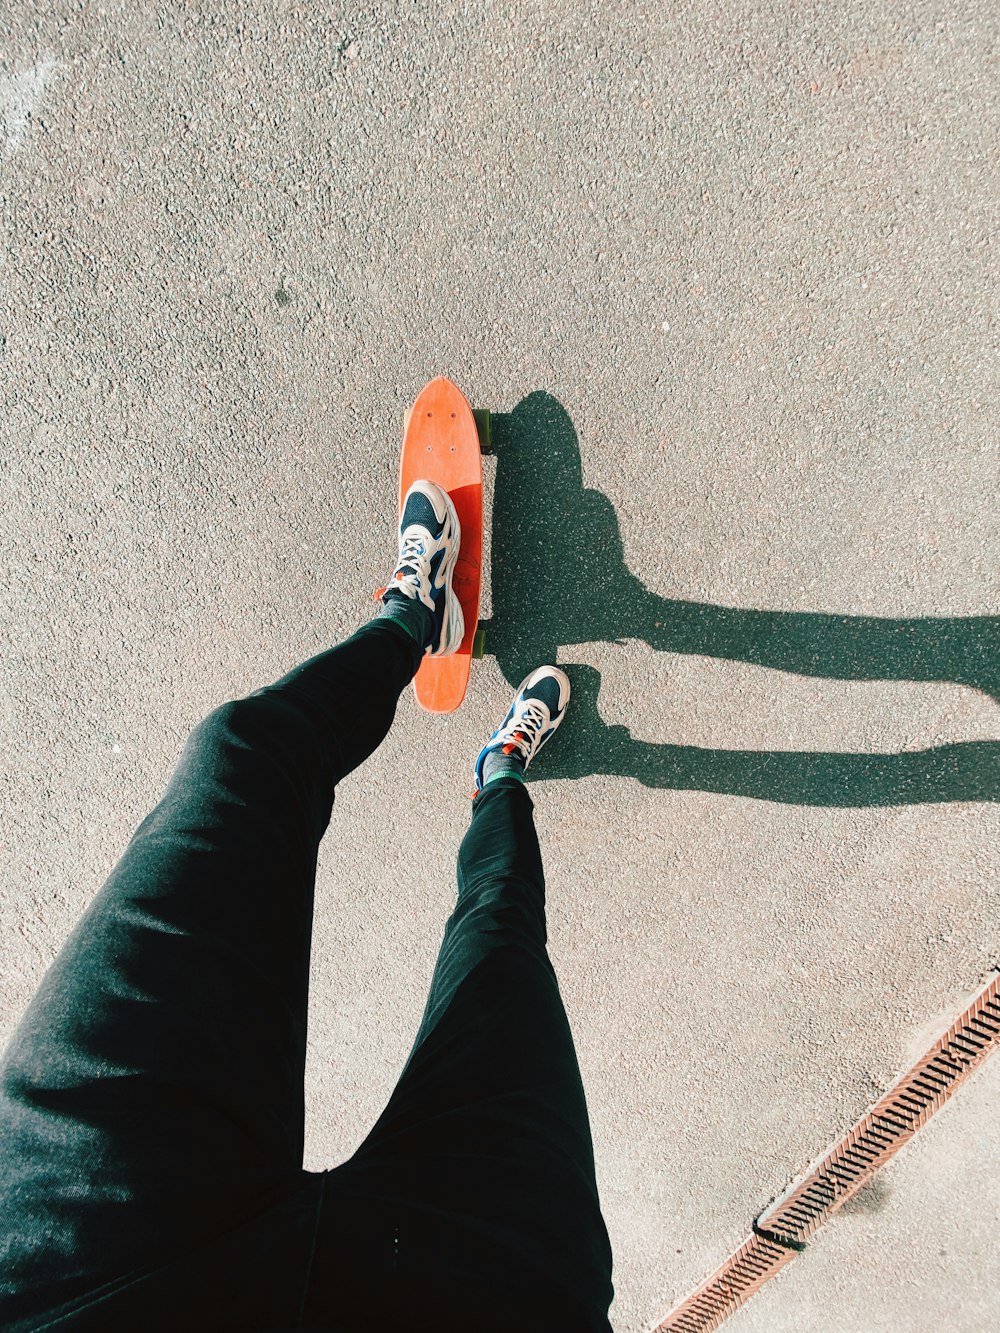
[405,494,438,529]
[525,679,559,714]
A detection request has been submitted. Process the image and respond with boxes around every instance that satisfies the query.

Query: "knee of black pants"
[450,872,549,957]
[156,690,338,859]
[188,690,328,775]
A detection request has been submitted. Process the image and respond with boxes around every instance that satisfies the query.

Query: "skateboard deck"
[397,377,490,713]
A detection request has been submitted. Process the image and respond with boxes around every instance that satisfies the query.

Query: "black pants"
[0,618,614,1332]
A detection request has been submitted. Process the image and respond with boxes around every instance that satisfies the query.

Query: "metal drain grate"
[656,972,1000,1333]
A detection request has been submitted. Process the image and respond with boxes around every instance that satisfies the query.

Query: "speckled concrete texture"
[1,3,998,1331]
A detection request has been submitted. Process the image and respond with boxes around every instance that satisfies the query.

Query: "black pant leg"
[304,777,615,1332]
[0,618,421,1328]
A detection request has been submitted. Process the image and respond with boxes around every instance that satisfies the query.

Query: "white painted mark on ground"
[1,57,61,155]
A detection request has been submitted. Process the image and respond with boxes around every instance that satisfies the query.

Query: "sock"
[481,746,526,786]
[377,590,433,648]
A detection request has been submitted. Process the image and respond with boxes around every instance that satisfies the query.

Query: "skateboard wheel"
[472,627,487,659]
[473,409,493,455]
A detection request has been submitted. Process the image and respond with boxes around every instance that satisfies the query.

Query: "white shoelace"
[498,698,548,759]
[394,530,432,598]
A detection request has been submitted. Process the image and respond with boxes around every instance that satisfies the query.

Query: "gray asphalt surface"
[2,3,998,1330]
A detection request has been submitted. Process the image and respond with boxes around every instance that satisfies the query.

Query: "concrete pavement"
[2,3,997,1329]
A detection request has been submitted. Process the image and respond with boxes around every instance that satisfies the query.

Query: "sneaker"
[374,480,464,657]
[473,667,571,793]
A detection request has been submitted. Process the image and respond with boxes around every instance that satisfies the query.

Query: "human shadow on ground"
[479,392,999,806]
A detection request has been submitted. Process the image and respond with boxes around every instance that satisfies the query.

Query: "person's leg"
[0,612,422,1329]
[0,474,464,1331]
[304,688,614,1333]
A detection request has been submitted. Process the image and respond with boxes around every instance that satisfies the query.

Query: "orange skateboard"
[393,376,491,713]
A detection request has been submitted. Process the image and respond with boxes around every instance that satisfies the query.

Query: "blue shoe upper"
[473,672,568,792]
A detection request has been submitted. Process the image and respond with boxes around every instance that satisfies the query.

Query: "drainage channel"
[656,971,1000,1333]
